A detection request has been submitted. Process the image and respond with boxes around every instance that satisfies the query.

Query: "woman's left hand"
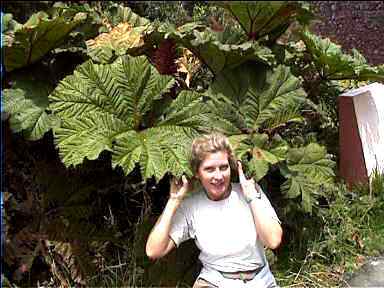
[237,161,261,200]
[238,161,282,249]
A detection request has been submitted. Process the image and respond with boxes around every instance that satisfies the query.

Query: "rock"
[346,256,384,287]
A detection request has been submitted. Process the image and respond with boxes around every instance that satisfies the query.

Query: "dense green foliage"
[2,1,384,287]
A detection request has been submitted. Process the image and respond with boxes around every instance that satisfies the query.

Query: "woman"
[146,133,283,287]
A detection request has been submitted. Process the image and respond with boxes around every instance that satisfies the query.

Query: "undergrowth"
[273,170,384,287]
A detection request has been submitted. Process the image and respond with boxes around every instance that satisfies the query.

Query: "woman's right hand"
[147,175,190,260]
[169,175,190,202]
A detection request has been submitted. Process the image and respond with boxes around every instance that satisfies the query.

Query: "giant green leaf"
[281,143,336,213]
[49,55,208,179]
[250,133,288,164]
[301,30,384,82]
[102,4,150,28]
[158,22,205,40]
[281,175,317,213]
[112,126,194,179]
[53,113,125,167]
[157,22,275,75]
[158,90,211,132]
[191,29,275,74]
[286,143,335,184]
[206,63,307,134]
[232,133,289,181]
[3,11,86,72]
[2,79,60,140]
[221,2,312,41]
[228,134,249,158]
[255,65,307,129]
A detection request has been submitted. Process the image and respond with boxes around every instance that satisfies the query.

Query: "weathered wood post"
[339,83,384,187]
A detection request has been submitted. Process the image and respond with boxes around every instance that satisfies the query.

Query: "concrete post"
[339,83,384,187]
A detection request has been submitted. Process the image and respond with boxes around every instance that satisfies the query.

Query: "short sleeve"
[259,189,281,224]
[169,204,192,247]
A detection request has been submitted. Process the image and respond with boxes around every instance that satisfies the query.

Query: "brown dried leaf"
[352,231,364,249]
[86,22,146,52]
[356,255,366,267]
[176,48,201,87]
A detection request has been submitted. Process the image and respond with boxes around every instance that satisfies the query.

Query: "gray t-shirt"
[169,183,280,273]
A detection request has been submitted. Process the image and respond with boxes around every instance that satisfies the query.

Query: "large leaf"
[85,5,152,63]
[52,113,125,167]
[49,55,207,179]
[281,175,317,213]
[206,63,307,134]
[251,134,288,163]
[50,56,174,125]
[3,11,86,72]
[101,4,150,28]
[158,90,211,131]
[286,143,336,184]
[254,65,307,130]
[232,133,289,181]
[158,22,206,40]
[221,2,312,41]
[190,29,275,74]
[157,22,274,75]
[112,126,194,179]
[281,143,336,213]
[301,30,384,82]
[86,22,153,63]
[2,79,60,140]
[228,134,249,158]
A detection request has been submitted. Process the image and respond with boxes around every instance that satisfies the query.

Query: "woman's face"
[196,150,231,201]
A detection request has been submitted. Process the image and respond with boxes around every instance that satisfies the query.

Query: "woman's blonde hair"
[190,132,237,175]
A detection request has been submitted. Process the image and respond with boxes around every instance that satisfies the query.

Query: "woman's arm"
[145,176,189,260]
[145,198,180,259]
[237,162,283,249]
[248,197,283,249]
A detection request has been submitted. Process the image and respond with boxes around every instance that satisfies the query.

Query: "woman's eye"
[206,168,215,173]
[220,165,229,171]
